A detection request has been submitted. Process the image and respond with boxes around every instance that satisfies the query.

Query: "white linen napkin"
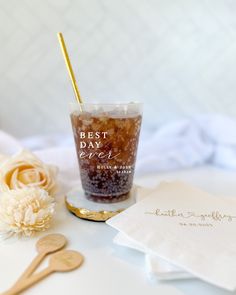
[0,130,22,155]
[107,181,236,290]
[2,113,236,174]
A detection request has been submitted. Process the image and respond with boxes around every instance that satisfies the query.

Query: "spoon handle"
[12,252,46,288]
[2,267,53,295]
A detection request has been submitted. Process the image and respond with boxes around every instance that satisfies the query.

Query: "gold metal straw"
[57,32,83,105]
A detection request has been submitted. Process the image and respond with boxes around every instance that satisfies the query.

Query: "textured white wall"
[1,0,236,137]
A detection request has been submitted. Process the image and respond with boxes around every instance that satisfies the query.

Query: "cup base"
[65,185,137,221]
[85,191,130,203]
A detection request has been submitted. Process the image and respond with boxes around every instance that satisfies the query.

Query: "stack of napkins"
[106,181,236,290]
[114,185,194,281]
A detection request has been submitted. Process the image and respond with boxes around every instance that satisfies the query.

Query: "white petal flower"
[0,188,55,238]
[0,150,58,196]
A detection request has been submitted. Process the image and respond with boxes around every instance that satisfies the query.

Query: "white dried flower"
[0,150,58,196]
[0,188,55,238]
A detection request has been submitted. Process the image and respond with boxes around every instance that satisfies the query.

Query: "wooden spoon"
[2,250,83,295]
[13,233,67,287]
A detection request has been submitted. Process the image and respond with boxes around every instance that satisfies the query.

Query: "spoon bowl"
[49,250,84,272]
[36,234,67,254]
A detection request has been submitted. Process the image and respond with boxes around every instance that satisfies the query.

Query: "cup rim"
[69,101,143,106]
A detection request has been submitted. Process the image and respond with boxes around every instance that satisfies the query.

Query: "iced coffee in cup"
[70,102,142,203]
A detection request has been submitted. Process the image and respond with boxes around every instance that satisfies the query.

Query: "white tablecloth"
[1,119,236,294]
[1,167,236,295]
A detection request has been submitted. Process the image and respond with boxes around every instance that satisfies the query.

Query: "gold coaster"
[65,186,137,222]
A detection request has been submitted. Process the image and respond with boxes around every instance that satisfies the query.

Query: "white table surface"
[1,165,236,295]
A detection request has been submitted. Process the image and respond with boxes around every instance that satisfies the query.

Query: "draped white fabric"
[1,115,236,175]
